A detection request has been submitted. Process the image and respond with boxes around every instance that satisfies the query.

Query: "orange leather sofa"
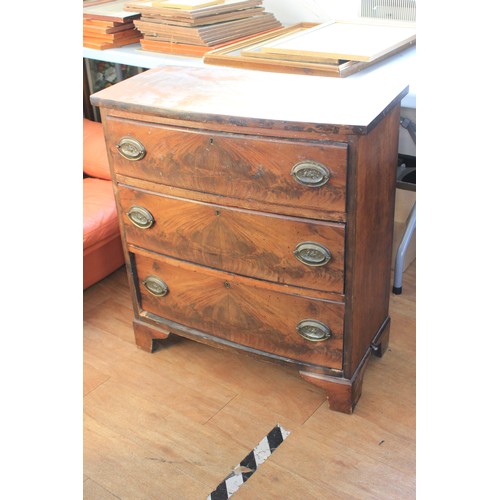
[83,118,124,289]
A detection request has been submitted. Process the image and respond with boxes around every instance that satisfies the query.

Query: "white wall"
[262,0,360,25]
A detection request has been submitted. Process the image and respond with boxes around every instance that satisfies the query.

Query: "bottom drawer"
[133,251,344,369]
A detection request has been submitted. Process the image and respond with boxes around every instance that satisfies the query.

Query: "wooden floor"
[83,261,416,499]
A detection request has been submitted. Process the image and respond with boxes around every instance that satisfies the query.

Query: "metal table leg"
[393,201,416,295]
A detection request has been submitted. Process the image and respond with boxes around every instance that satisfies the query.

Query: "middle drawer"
[117,186,345,294]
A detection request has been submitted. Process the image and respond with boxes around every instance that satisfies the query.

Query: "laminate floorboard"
[83,260,416,499]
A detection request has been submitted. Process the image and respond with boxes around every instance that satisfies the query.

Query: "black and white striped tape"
[207,424,290,500]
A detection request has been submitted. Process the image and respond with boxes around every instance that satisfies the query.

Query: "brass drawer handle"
[116,136,146,161]
[143,276,168,297]
[293,242,332,267]
[291,161,330,188]
[296,320,332,342]
[127,206,154,229]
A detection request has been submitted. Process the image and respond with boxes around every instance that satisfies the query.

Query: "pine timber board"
[139,6,264,26]
[254,20,416,63]
[151,0,224,9]
[84,27,139,39]
[83,21,136,34]
[140,38,216,55]
[139,27,277,55]
[243,47,341,65]
[124,0,263,20]
[83,39,141,49]
[83,0,116,7]
[83,32,142,49]
[136,13,281,45]
[84,0,140,22]
[83,18,133,26]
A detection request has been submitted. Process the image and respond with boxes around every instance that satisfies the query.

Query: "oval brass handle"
[127,206,154,229]
[293,242,332,267]
[296,320,332,342]
[116,136,146,161]
[143,276,168,297]
[291,161,330,188]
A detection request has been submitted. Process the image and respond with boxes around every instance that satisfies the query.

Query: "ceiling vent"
[360,0,416,23]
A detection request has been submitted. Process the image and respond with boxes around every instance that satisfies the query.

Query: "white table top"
[84,44,416,110]
[90,43,415,131]
[83,44,205,71]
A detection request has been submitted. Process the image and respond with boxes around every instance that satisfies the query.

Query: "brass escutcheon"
[143,275,168,297]
[293,241,332,267]
[127,206,154,229]
[291,160,330,188]
[296,320,332,342]
[116,136,146,161]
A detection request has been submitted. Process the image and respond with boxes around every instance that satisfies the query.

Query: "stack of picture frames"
[83,0,142,49]
[123,0,283,56]
[203,19,416,77]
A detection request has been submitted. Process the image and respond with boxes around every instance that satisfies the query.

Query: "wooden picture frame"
[203,22,416,78]
[249,20,416,63]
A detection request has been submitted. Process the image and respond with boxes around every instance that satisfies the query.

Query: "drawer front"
[134,252,344,369]
[106,117,347,215]
[119,187,345,294]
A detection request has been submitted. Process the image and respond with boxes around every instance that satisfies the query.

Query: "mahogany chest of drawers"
[91,63,408,413]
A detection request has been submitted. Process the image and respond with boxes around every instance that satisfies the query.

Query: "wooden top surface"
[90,46,413,133]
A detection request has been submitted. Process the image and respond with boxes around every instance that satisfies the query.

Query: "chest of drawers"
[91,63,408,413]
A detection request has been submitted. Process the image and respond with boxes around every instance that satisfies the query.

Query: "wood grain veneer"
[91,62,407,413]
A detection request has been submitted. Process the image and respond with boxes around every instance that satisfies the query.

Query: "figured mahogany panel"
[342,105,400,378]
[133,251,344,369]
[91,62,408,413]
[105,116,348,217]
[117,186,345,293]
[133,319,169,353]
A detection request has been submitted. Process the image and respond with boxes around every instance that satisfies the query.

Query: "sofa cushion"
[83,177,120,251]
[83,118,112,180]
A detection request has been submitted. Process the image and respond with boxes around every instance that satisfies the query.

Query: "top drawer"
[105,116,348,216]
